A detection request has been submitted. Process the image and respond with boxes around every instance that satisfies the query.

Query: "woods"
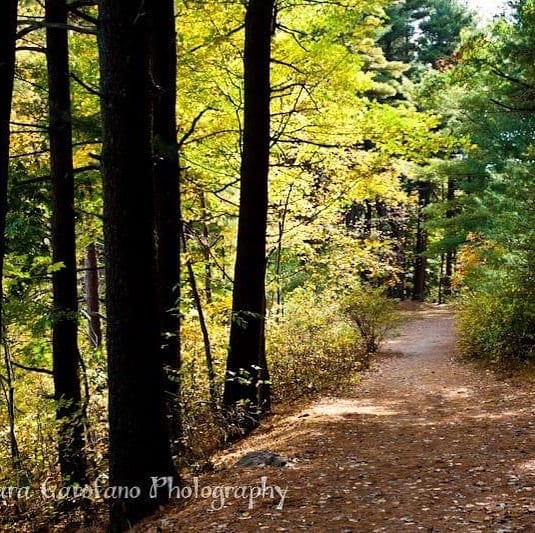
[0,0,534,530]
[223,0,274,422]
[45,0,87,486]
[98,0,176,526]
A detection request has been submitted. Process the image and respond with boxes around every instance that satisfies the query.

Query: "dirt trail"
[143,305,535,532]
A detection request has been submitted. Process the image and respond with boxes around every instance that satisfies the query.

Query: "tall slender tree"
[45,0,87,484]
[84,243,102,347]
[443,177,456,297]
[417,0,475,66]
[412,181,431,301]
[379,0,474,82]
[98,0,176,527]
[379,0,430,64]
[0,0,18,474]
[223,0,274,419]
[150,0,182,454]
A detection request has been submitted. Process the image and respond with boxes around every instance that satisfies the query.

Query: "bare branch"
[67,0,98,8]
[489,98,535,113]
[71,72,101,97]
[17,20,97,39]
[19,165,100,185]
[490,67,535,90]
[271,57,305,75]
[188,24,245,53]
[178,108,216,149]
[16,45,46,53]
[11,361,53,376]
[69,8,98,26]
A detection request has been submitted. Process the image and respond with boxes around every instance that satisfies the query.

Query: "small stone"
[234,449,288,467]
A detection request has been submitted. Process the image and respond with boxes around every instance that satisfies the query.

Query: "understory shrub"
[267,289,366,401]
[342,286,402,354]
[457,284,535,362]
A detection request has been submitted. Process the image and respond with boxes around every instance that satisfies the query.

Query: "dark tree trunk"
[98,0,176,528]
[438,253,445,304]
[84,243,102,347]
[45,0,87,485]
[443,177,456,297]
[444,250,455,296]
[274,184,292,318]
[0,0,17,439]
[2,328,22,474]
[389,207,407,299]
[200,192,213,304]
[150,0,182,456]
[364,199,373,236]
[180,226,217,412]
[412,181,431,301]
[257,295,271,413]
[223,0,274,418]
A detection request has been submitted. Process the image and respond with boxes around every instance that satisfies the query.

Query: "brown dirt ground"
[140,304,535,532]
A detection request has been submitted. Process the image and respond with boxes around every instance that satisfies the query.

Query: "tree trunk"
[2,328,22,475]
[0,1,17,452]
[45,0,87,485]
[200,192,213,304]
[180,225,217,412]
[444,250,455,296]
[98,0,177,527]
[223,0,274,420]
[274,184,293,319]
[443,177,456,297]
[364,199,373,236]
[257,295,271,413]
[389,207,406,300]
[412,181,431,302]
[150,0,182,457]
[84,243,102,347]
[438,253,445,304]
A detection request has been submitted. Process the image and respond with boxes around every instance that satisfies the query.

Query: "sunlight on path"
[141,305,535,532]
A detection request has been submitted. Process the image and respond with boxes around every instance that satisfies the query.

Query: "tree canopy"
[0,0,533,529]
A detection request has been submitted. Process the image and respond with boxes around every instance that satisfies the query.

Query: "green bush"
[457,283,535,362]
[267,289,365,401]
[342,286,402,355]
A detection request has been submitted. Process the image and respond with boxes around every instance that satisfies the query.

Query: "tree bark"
[223,0,274,419]
[2,328,22,474]
[45,0,87,485]
[412,181,431,301]
[150,0,182,456]
[84,243,102,347]
[200,192,213,304]
[443,177,456,297]
[180,226,217,412]
[98,0,177,527]
[0,2,17,448]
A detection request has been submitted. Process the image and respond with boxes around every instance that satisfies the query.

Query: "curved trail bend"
[144,305,535,532]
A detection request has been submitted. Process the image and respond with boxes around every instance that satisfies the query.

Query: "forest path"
[144,305,535,532]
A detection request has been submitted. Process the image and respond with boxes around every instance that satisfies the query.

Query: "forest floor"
[140,304,535,532]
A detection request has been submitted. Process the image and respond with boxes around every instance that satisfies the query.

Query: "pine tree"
[98,0,177,527]
[45,0,87,485]
[0,0,18,475]
[0,1,17,338]
[150,0,182,455]
[223,0,275,421]
[417,0,475,66]
[380,0,475,71]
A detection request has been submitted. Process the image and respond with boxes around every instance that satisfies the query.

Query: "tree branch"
[177,108,216,149]
[489,98,535,113]
[71,72,101,97]
[17,20,97,39]
[11,361,53,376]
[490,67,535,90]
